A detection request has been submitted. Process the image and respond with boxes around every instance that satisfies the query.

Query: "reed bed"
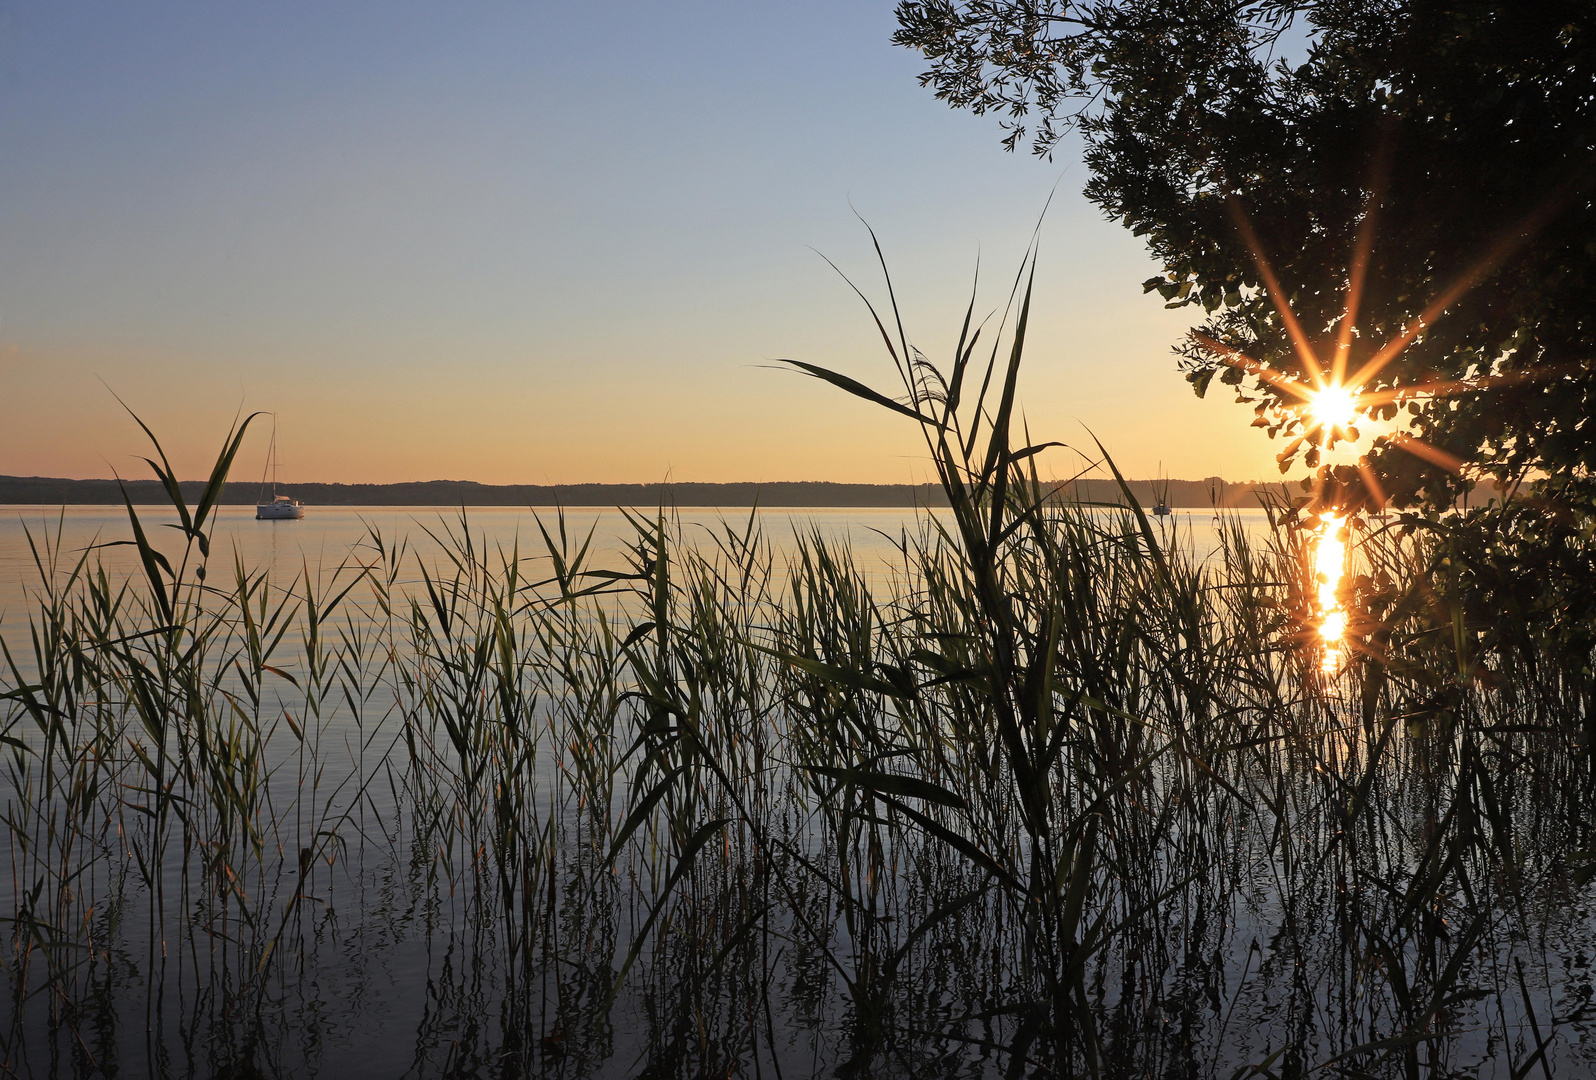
[4,258,1596,1078]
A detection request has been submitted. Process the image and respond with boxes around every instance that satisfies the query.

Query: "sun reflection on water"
[1313,515,1349,672]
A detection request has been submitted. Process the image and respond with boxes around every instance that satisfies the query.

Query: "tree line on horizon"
[0,474,1290,510]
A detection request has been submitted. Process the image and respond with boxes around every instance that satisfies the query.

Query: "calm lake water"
[0,504,1275,624]
[8,501,1369,1080]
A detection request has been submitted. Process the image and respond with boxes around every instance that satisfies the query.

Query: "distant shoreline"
[0,476,1289,510]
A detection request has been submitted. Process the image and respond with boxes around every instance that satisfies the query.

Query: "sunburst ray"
[1199,162,1596,500]
[1333,130,1394,388]
[1226,196,1326,388]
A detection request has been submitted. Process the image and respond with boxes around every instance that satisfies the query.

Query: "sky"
[0,1,1285,487]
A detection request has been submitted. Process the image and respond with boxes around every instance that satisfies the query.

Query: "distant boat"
[257,494,304,520]
[255,415,306,520]
[1152,467,1172,517]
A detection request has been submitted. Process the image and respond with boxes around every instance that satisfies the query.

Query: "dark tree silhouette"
[896,0,1596,510]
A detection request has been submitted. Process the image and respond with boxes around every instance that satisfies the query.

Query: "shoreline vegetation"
[5,251,1596,1078]
[5,415,1593,1076]
[0,475,1288,510]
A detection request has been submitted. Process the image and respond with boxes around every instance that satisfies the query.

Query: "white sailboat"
[1152,464,1172,517]
[255,415,306,520]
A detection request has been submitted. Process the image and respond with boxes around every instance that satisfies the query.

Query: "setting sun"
[1310,384,1358,431]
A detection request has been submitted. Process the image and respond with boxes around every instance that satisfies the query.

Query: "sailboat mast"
[254,413,305,519]
[257,414,282,503]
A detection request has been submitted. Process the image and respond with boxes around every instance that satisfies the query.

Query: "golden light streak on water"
[1313,515,1349,672]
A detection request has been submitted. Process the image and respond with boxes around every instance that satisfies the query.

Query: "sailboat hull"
[256,503,305,520]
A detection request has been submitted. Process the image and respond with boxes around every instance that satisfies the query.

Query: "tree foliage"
[895,0,1596,510]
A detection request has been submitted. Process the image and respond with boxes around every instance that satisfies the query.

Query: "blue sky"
[0,1,1276,485]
